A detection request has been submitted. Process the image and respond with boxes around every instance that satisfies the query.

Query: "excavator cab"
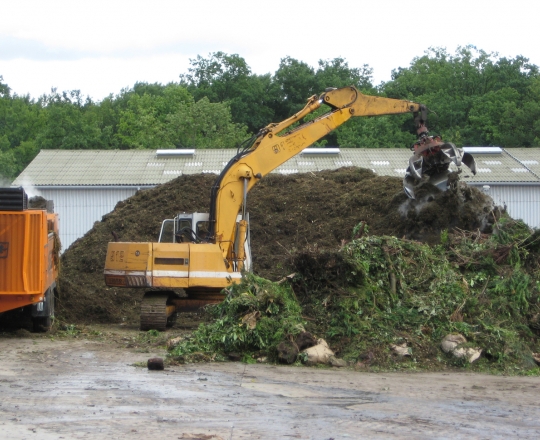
[158,212,252,272]
[158,213,211,243]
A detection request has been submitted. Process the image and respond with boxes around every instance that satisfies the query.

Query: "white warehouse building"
[12,147,540,251]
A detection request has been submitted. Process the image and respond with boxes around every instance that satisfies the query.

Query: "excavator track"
[140,292,176,331]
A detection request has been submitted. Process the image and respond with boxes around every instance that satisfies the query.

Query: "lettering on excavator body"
[110,250,125,262]
[286,134,307,152]
[272,142,285,154]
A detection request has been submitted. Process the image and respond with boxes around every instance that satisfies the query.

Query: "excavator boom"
[209,87,424,260]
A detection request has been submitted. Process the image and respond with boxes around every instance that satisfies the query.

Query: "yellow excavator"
[104,86,476,330]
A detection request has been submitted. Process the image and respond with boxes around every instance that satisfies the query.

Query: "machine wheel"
[140,292,176,331]
[32,316,52,333]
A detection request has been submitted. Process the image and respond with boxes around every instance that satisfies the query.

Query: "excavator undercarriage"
[139,291,225,331]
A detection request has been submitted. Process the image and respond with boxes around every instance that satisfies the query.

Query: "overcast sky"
[1,0,539,101]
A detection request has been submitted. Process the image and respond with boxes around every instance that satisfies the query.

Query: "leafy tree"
[336,115,417,148]
[115,94,167,149]
[0,76,10,98]
[0,149,17,179]
[315,57,374,93]
[1,47,539,180]
[273,57,379,146]
[36,90,104,150]
[383,46,540,146]
[165,97,249,148]
[272,56,318,121]
[116,83,248,149]
[180,52,275,132]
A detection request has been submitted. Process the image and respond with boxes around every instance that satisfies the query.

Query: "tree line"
[1,46,539,179]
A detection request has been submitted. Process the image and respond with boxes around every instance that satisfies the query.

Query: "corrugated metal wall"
[38,188,138,252]
[471,184,540,228]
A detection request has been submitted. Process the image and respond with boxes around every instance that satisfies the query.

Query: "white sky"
[1,0,539,101]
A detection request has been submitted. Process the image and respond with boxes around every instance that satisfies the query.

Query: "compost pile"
[58,167,540,371]
[58,168,500,324]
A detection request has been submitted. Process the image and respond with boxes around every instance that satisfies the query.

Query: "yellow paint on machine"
[188,243,236,288]
[151,242,189,288]
[151,243,237,288]
[106,242,152,271]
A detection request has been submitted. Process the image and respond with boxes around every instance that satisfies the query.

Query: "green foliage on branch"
[292,217,540,372]
[168,274,304,362]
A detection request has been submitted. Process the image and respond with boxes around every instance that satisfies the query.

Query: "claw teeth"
[441,143,462,166]
[403,175,416,199]
[408,156,423,180]
[462,152,477,175]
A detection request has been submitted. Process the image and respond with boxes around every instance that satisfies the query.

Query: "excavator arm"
[207,86,424,262]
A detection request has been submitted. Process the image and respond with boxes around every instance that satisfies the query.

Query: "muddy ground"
[0,327,539,439]
[57,168,498,324]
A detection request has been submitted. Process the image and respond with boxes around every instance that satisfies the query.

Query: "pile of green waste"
[169,274,305,363]
[169,217,540,373]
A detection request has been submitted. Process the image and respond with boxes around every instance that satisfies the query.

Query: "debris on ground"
[166,336,185,350]
[441,334,467,353]
[391,343,412,357]
[441,334,482,363]
[147,357,164,370]
[302,339,335,366]
[329,356,348,368]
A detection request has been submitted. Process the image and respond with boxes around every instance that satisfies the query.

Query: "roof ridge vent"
[463,146,502,154]
[301,148,340,155]
[156,149,195,157]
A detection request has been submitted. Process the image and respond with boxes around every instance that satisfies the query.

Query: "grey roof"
[504,148,540,180]
[12,147,540,187]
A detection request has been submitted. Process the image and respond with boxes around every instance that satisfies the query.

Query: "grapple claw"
[440,143,461,167]
[403,140,477,199]
[462,152,477,175]
[408,156,424,180]
[403,173,417,199]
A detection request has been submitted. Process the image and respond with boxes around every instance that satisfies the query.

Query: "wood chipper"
[0,187,60,331]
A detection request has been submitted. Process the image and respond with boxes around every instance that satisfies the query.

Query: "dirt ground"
[1,325,539,440]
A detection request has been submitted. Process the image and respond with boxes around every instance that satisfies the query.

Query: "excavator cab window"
[196,221,209,241]
[175,218,194,242]
[158,219,175,243]
[177,219,192,231]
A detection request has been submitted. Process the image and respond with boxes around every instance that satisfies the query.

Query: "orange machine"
[0,187,59,331]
